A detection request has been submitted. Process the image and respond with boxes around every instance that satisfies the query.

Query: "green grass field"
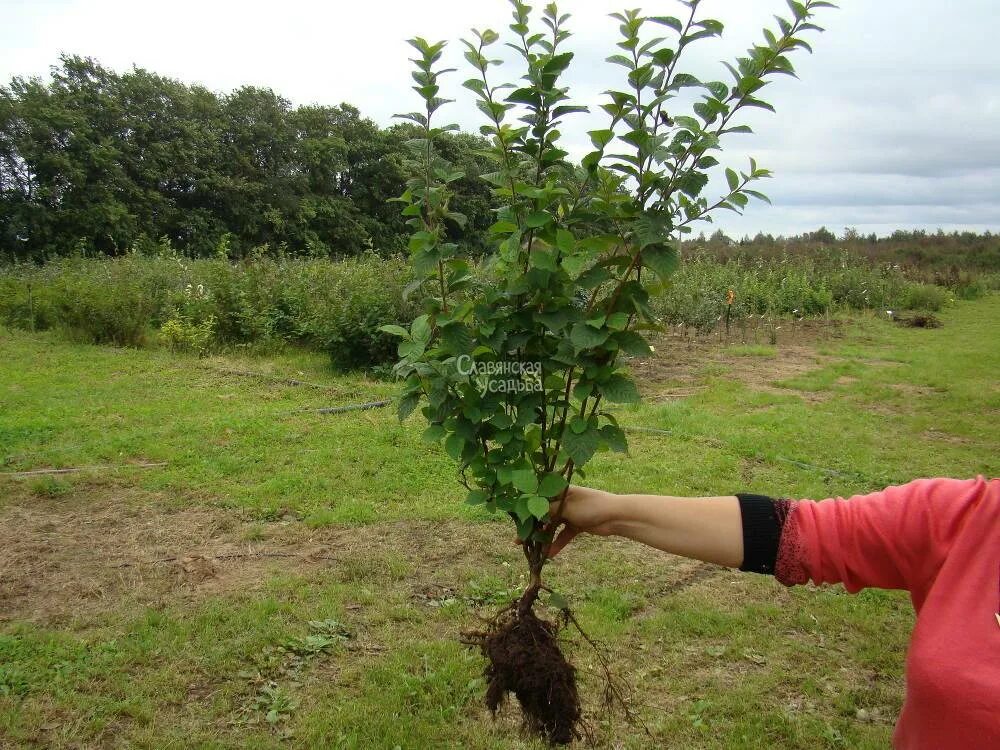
[1,297,997,748]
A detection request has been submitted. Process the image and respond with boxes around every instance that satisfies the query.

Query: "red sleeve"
[775,477,987,599]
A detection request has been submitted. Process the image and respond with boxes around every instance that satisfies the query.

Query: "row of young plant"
[0,250,985,362]
[0,252,419,368]
[657,250,969,331]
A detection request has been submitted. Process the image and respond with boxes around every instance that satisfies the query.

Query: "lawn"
[1,296,997,748]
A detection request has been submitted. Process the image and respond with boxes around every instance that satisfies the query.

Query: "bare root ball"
[466,603,582,745]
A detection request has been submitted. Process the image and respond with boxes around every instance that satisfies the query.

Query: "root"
[462,584,642,745]
[560,606,641,734]
[463,587,582,745]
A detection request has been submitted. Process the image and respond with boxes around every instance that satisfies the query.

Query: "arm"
[548,487,745,568]
[777,477,987,594]
[551,478,990,598]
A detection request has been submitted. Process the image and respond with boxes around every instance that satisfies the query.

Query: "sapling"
[386,0,833,742]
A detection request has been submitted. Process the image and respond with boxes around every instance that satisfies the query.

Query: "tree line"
[0,56,496,261]
[2,57,997,268]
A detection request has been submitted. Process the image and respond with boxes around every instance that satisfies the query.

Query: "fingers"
[546,524,580,558]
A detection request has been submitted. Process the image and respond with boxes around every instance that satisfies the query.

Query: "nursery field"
[1,296,998,749]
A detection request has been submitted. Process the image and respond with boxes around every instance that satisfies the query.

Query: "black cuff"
[736,493,781,575]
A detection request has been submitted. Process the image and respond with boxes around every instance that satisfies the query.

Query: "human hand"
[546,485,624,558]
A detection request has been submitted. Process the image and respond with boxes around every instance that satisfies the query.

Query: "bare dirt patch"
[0,487,702,627]
[921,429,970,445]
[629,319,843,401]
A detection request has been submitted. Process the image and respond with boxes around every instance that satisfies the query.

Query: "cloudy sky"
[2,0,998,237]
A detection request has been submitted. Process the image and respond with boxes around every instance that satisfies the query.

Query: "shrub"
[289,253,420,369]
[160,315,216,355]
[0,248,985,362]
[385,1,834,743]
[45,255,174,346]
[900,283,949,311]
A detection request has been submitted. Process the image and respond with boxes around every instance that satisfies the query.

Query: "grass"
[1,296,997,748]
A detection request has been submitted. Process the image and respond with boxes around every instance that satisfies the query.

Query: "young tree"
[387,0,834,742]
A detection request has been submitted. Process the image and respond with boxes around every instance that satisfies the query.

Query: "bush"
[161,315,216,355]
[900,283,949,311]
[41,255,175,346]
[282,253,420,369]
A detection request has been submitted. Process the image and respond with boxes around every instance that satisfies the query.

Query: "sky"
[2,0,998,238]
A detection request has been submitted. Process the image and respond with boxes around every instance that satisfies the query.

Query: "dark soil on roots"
[465,597,582,745]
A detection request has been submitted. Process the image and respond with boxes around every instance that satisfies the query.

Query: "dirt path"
[0,487,717,627]
[631,319,844,402]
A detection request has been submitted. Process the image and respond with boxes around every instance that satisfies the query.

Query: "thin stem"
[659,14,807,206]
[423,94,449,314]
[472,38,524,232]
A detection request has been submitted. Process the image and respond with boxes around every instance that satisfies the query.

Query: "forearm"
[606,493,744,568]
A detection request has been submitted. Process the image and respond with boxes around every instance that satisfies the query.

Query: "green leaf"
[507,88,543,107]
[411,315,432,343]
[601,374,641,404]
[650,15,683,32]
[606,312,630,330]
[651,47,675,66]
[542,52,575,77]
[577,265,611,289]
[705,80,729,99]
[677,170,710,198]
[537,473,568,497]
[378,324,411,339]
[606,53,635,69]
[743,97,776,113]
[588,128,615,149]
[726,167,740,191]
[786,0,808,20]
[744,188,772,204]
[526,495,550,520]
[536,308,570,331]
[553,104,589,119]
[398,392,420,421]
[445,433,465,460]
[641,244,680,281]
[514,515,535,541]
[511,468,538,494]
[615,330,653,356]
[555,228,575,253]
[529,248,558,271]
[525,212,553,228]
[423,424,445,443]
[466,489,489,506]
[632,213,673,249]
[489,219,519,235]
[570,322,610,351]
[440,323,473,353]
[600,424,629,453]
[562,424,599,464]
[512,496,533,523]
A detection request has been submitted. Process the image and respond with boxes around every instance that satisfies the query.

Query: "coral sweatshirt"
[738,477,1000,749]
